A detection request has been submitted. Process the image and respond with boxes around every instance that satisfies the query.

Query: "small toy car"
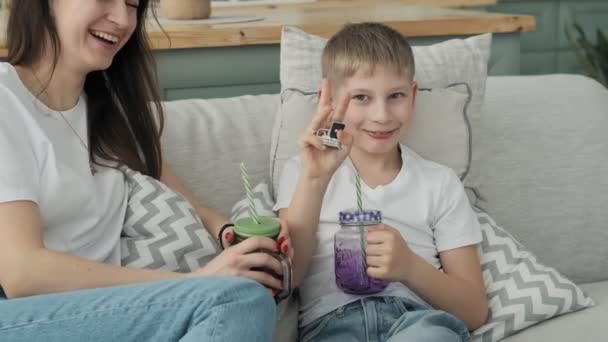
[316,122,346,149]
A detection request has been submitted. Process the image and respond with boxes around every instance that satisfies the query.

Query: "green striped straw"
[355,173,363,211]
[354,171,368,286]
[240,162,260,224]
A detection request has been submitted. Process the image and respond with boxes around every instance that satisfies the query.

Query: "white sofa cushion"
[501,281,608,342]
[160,94,279,216]
[272,26,491,195]
[162,96,296,342]
[270,84,472,198]
[477,75,608,284]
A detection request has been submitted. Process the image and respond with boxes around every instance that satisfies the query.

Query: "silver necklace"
[56,109,97,174]
[54,107,97,175]
[28,69,97,175]
[56,108,89,150]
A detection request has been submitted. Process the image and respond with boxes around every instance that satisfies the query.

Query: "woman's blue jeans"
[0,276,276,342]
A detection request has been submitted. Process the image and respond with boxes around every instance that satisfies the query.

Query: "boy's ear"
[410,81,419,107]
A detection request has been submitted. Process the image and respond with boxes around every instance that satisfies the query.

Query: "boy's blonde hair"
[322,23,415,86]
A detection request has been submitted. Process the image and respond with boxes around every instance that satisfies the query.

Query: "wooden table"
[146,1,529,50]
[317,0,496,6]
[1,0,501,58]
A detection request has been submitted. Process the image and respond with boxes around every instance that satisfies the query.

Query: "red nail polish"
[225,232,233,241]
[281,244,289,254]
[277,236,286,245]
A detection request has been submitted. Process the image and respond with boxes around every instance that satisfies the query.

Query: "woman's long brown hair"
[6,0,164,179]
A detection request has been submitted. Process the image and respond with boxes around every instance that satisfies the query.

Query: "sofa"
[159,73,608,341]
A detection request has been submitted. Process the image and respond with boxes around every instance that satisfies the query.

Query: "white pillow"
[271,26,491,196]
[270,84,472,198]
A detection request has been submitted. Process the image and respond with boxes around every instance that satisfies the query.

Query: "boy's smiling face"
[335,64,417,157]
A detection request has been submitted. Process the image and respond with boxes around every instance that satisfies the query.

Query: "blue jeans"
[300,297,470,342]
[0,276,276,342]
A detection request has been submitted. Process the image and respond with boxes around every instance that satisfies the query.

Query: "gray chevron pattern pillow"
[472,208,594,342]
[120,169,220,273]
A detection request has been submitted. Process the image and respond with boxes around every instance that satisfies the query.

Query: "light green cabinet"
[489,0,608,74]
[154,34,524,101]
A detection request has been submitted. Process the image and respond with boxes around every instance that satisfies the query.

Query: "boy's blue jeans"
[300,296,470,342]
[0,276,276,342]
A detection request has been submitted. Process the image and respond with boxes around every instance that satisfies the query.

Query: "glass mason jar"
[233,216,292,303]
[334,210,388,294]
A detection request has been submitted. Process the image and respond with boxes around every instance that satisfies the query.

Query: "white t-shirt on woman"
[0,62,127,265]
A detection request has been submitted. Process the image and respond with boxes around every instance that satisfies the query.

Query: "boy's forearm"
[401,255,488,330]
[283,175,331,286]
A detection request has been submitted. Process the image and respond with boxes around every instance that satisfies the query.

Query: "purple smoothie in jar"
[334,210,388,294]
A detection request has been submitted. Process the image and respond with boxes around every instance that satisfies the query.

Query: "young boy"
[275,23,488,342]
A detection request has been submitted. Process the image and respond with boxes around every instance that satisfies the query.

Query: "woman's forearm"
[192,204,231,239]
[3,248,187,299]
[160,162,230,238]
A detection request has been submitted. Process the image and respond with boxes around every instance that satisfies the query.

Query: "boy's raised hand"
[298,79,353,180]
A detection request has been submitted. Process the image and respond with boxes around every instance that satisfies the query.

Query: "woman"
[0,1,290,341]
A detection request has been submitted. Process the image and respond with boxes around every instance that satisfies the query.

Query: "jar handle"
[273,252,293,303]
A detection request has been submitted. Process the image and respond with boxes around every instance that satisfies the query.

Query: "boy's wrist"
[300,172,332,188]
[399,253,426,285]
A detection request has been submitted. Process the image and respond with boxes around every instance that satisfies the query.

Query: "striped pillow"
[120,168,220,273]
[472,208,594,342]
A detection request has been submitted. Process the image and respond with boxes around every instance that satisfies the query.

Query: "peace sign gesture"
[297,79,353,180]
